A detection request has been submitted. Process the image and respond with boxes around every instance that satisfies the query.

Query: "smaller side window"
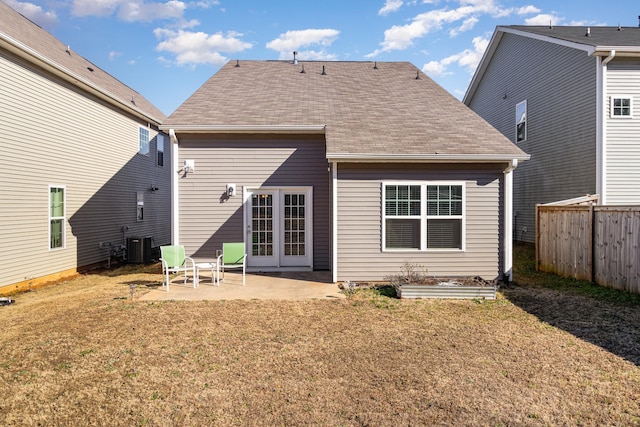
[137,191,144,222]
[611,96,632,118]
[49,186,65,250]
[157,134,164,166]
[516,100,527,142]
[139,127,150,155]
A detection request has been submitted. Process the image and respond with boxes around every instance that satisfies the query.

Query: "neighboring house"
[0,1,171,293]
[464,25,640,243]
[161,60,528,283]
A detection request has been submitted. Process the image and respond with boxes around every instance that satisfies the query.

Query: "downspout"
[503,159,518,283]
[331,161,338,284]
[598,50,615,205]
[169,129,180,245]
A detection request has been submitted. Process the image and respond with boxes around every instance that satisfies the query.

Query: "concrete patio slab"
[139,271,345,301]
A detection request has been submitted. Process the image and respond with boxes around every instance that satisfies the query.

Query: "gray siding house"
[464,25,640,243]
[0,1,171,293]
[162,60,529,283]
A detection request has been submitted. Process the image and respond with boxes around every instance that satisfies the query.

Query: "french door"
[245,187,313,268]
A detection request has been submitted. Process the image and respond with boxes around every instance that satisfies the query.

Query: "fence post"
[589,204,595,284]
[535,203,540,271]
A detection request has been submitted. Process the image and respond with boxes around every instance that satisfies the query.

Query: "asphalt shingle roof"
[504,25,640,48]
[0,0,165,123]
[165,60,527,159]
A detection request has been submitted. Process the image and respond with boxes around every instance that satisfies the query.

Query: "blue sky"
[5,0,639,115]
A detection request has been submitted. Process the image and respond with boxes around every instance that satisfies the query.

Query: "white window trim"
[610,95,633,118]
[157,133,164,166]
[382,181,466,252]
[515,99,527,143]
[48,184,66,250]
[138,126,150,155]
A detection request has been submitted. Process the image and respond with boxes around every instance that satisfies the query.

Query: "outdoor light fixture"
[183,159,195,173]
[226,183,236,197]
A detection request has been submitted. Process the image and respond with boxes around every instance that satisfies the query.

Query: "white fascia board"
[326,153,531,163]
[498,27,596,54]
[592,47,640,57]
[159,125,326,134]
[0,31,163,125]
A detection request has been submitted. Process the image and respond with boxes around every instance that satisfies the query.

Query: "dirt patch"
[0,257,639,426]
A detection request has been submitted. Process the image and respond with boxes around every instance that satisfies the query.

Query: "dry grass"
[1,246,639,426]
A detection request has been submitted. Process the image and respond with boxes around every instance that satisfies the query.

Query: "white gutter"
[331,161,338,284]
[169,129,180,245]
[326,153,531,163]
[0,31,163,125]
[503,159,518,283]
[159,125,326,134]
[597,50,616,205]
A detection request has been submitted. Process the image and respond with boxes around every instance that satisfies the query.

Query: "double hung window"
[139,127,149,155]
[383,182,464,251]
[49,186,65,250]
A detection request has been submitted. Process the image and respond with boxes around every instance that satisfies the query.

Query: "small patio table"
[195,262,220,286]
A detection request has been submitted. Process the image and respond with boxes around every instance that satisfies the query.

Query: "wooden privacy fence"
[536,201,640,293]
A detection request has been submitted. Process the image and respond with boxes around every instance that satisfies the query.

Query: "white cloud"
[5,0,58,28]
[449,16,478,37]
[517,5,540,15]
[525,13,561,26]
[379,0,403,16]
[71,0,186,22]
[421,35,489,77]
[108,50,122,61]
[266,29,340,61]
[368,0,524,57]
[266,29,340,53]
[154,28,252,66]
[118,0,185,22]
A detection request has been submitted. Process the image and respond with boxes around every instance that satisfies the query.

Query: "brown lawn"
[0,245,639,426]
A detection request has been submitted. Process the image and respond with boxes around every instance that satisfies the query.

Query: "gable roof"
[0,0,165,124]
[465,25,640,104]
[163,60,527,162]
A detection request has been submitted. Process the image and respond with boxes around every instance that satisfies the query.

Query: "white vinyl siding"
[605,61,640,204]
[0,49,171,289]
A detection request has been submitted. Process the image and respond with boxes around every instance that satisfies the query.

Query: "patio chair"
[160,245,196,291]
[217,242,246,286]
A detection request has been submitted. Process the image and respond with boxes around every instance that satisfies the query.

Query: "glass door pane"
[251,193,273,257]
[283,193,305,257]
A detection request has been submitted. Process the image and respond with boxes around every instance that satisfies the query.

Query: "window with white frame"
[516,100,527,142]
[611,96,632,117]
[157,134,164,166]
[383,182,464,250]
[49,186,65,249]
[139,127,149,155]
